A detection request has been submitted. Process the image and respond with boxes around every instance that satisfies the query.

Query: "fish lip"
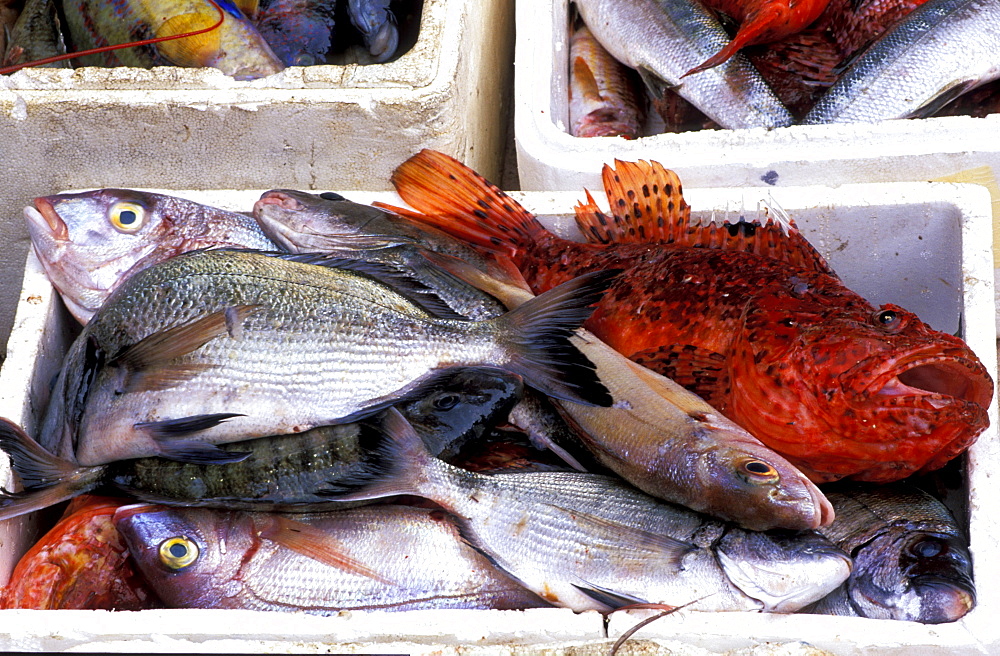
[254,190,304,213]
[856,351,993,411]
[26,198,69,241]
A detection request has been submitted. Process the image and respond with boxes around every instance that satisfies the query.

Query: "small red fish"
[1,495,161,610]
[380,150,994,484]
[686,0,832,75]
[568,22,645,139]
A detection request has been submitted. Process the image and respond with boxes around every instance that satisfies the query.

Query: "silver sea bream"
[331,409,851,612]
[115,504,549,612]
[36,248,612,466]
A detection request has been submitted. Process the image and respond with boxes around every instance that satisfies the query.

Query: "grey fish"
[346,0,398,63]
[115,503,550,612]
[25,188,276,325]
[331,409,852,612]
[253,189,509,321]
[38,248,612,466]
[573,0,793,129]
[254,0,337,66]
[801,0,1000,124]
[805,482,975,623]
[0,366,523,518]
[2,0,70,69]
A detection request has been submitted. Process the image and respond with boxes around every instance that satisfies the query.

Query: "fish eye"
[910,538,946,559]
[320,192,346,201]
[737,457,779,482]
[109,202,146,233]
[158,536,200,570]
[432,393,461,411]
[872,309,901,331]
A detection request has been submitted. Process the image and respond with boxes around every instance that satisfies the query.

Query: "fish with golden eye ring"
[159,536,200,570]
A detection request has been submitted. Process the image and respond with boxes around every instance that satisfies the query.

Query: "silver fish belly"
[573,0,793,129]
[801,0,1000,124]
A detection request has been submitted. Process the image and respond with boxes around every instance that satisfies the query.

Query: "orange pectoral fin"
[630,343,730,409]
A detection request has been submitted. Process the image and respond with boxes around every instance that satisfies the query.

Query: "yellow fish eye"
[109,202,146,233]
[159,536,200,570]
[737,458,779,483]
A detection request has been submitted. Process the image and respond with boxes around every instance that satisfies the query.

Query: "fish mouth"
[865,353,993,411]
[25,198,69,242]
[255,191,304,213]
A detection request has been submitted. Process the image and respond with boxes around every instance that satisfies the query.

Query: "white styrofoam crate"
[514,0,1000,192]
[0,183,996,654]
[0,0,515,363]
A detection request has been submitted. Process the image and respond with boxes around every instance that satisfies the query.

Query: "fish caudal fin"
[574,161,691,244]
[0,418,104,521]
[493,270,617,407]
[382,149,548,260]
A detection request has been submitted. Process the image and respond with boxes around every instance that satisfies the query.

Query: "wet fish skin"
[331,408,851,612]
[1,495,161,610]
[346,0,398,62]
[801,0,1000,123]
[115,503,549,612]
[573,0,794,129]
[2,0,70,69]
[255,0,337,66]
[569,22,645,139]
[60,0,284,79]
[385,149,994,485]
[806,483,975,623]
[25,188,277,325]
[0,367,524,519]
[41,248,611,466]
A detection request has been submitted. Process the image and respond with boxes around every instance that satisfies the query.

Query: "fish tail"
[492,270,617,407]
[318,409,436,503]
[0,418,103,521]
[385,149,549,261]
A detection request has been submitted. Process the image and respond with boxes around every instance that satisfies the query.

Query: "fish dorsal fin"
[576,159,691,245]
[154,12,224,68]
[591,159,835,274]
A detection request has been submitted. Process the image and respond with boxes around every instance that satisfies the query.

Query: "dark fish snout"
[908,576,976,623]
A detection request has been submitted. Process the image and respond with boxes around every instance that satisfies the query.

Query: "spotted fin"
[595,159,835,274]
[378,149,548,260]
[631,344,730,408]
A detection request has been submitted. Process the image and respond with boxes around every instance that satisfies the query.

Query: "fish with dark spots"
[379,149,994,484]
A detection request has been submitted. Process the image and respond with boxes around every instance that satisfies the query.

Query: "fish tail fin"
[319,408,437,503]
[492,270,617,407]
[0,418,103,521]
[385,149,549,260]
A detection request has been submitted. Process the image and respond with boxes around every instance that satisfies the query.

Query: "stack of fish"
[0,0,408,77]
[568,0,1000,135]
[0,151,985,625]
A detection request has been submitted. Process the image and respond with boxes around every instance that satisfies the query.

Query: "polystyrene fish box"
[0,0,514,364]
[0,182,996,654]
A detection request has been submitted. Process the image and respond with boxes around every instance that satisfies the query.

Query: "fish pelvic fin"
[110,305,260,392]
[0,418,104,521]
[493,270,617,407]
[384,149,548,260]
[256,514,394,585]
[576,161,691,245]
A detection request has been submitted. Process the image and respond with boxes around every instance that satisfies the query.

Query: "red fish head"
[726,294,993,483]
